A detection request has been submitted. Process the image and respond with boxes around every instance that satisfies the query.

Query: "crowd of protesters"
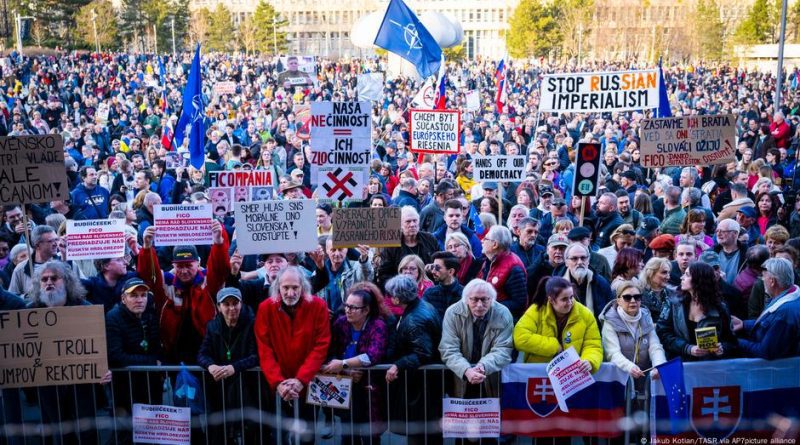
[0,49,800,445]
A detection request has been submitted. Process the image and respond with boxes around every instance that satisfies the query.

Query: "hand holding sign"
[143,226,156,249]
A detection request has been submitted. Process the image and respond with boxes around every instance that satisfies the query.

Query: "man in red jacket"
[770,111,791,149]
[255,265,330,444]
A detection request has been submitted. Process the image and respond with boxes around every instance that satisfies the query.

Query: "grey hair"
[763,257,794,289]
[486,225,512,250]
[144,192,161,207]
[385,274,418,304]
[269,266,311,300]
[445,232,470,249]
[31,225,55,249]
[401,177,417,189]
[400,205,419,221]
[45,213,66,232]
[600,192,618,209]
[9,244,28,263]
[30,261,87,303]
[681,187,702,206]
[717,218,740,233]
[518,217,540,229]
[565,242,590,259]
[462,278,497,304]
[665,185,682,206]
[681,167,698,181]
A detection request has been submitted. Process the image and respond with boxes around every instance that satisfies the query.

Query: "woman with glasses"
[446,232,484,285]
[540,158,561,193]
[322,282,390,445]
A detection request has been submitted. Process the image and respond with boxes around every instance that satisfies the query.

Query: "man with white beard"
[26,261,89,309]
[562,242,613,319]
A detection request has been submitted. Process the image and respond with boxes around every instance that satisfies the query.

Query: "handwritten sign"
[409,109,461,154]
[442,398,501,438]
[545,347,595,412]
[0,134,69,205]
[306,374,352,409]
[539,70,660,112]
[473,155,526,182]
[331,207,401,248]
[0,306,108,389]
[132,404,191,445]
[66,219,126,261]
[212,81,237,96]
[154,204,213,247]
[639,114,737,168]
[233,200,317,255]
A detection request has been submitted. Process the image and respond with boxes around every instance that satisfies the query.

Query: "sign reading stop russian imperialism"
[539,70,660,113]
[639,114,736,168]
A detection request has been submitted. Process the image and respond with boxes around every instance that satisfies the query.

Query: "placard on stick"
[639,114,736,168]
[0,134,69,205]
[473,155,526,182]
[66,219,126,261]
[233,200,317,255]
[0,305,108,389]
[331,207,401,248]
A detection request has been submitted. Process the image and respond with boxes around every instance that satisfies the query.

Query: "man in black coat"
[593,192,624,250]
[423,252,465,321]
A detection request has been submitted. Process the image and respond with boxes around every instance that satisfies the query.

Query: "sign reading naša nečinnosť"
[0,134,69,205]
[639,114,737,168]
[539,70,660,113]
[0,305,108,389]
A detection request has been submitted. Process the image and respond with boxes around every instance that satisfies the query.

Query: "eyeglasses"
[715,229,736,235]
[621,293,643,302]
[40,275,62,283]
[468,296,490,304]
[344,304,366,312]
[567,255,589,262]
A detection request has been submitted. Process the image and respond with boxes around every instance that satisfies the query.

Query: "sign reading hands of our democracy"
[233,200,317,255]
[66,219,126,261]
[331,207,401,248]
[154,204,214,247]
[0,134,69,205]
[639,114,737,168]
[0,306,108,389]
[310,101,372,201]
[539,70,660,113]
[473,156,526,182]
[409,109,461,154]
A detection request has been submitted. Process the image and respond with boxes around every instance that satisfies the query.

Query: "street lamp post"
[272,16,277,55]
[776,0,789,110]
[171,17,176,57]
[91,9,100,53]
[15,12,35,54]
[153,24,158,54]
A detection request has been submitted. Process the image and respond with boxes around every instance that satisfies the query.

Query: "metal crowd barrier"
[1,364,636,445]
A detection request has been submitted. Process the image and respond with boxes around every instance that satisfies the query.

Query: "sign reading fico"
[409,109,460,154]
[573,143,602,198]
[639,114,737,168]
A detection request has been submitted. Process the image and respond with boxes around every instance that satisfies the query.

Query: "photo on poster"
[278,55,316,88]
[250,186,274,201]
[208,187,232,217]
[233,186,249,203]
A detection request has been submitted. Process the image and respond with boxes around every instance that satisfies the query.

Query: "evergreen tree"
[695,0,725,61]
[206,3,234,52]
[734,0,775,44]
[251,0,288,54]
[507,0,561,59]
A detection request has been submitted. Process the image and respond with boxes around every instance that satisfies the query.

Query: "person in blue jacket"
[433,200,482,258]
[70,166,110,219]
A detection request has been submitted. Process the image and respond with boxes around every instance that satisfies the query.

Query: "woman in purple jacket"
[321,281,391,445]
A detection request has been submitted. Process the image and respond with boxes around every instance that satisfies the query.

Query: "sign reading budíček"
[65,219,127,261]
[233,200,317,255]
[539,70,660,113]
[0,134,69,205]
[0,306,108,389]
[639,114,737,168]
[331,207,401,248]
[132,404,191,445]
[409,109,461,154]
[442,398,501,438]
[154,204,214,247]
[473,156,526,182]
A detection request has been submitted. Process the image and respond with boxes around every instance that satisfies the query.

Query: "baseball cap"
[539,187,554,197]
[620,170,637,180]
[216,287,243,304]
[699,250,721,268]
[551,197,566,207]
[122,277,150,294]
[173,245,200,263]
[637,216,661,237]
[737,206,757,218]
[649,234,675,251]
[567,226,592,241]
[547,233,570,248]
[482,182,498,190]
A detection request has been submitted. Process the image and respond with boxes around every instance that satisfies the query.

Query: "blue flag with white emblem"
[655,58,672,118]
[175,45,205,169]
[373,0,442,79]
[656,357,689,434]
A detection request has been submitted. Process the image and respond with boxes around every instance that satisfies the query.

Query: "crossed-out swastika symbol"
[322,168,358,201]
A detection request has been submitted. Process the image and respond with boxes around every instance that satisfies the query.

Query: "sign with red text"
[154,204,213,247]
[132,404,190,445]
[409,109,461,154]
[207,170,273,188]
[442,398,501,438]
[539,70,660,112]
[546,347,595,412]
[212,81,237,96]
[640,114,736,168]
[66,219,126,261]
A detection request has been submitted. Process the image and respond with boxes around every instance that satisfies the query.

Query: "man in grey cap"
[527,233,570,300]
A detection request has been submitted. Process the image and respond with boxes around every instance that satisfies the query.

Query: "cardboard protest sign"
[465,90,481,111]
[212,81,237,96]
[639,114,736,168]
[545,347,595,412]
[310,101,372,201]
[132,404,191,445]
[539,70,660,113]
[95,103,110,126]
[65,219,126,261]
[442,398,501,438]
[207,170,274,188]
[473,155,526,182]
[154,204,213,247]
[331,207,401,248]
[409,109,461,154]
[233,200,317,255]
[0,134,69,205]
[0,305,108,389]
[306,374,352,409]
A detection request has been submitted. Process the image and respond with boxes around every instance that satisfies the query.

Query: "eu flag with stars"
[656,357,688,434]
[373,0,442,79]
[175,45,205,169]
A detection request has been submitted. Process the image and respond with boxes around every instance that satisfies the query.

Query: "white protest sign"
[306,374,352,409]
[409,109,461,154]
[539,70,660,113]
[154,204,213,247]
[213,81,237,96]
[132,404,190,445]
[465,90,480,111]
[473,155,526,182]
[639,114,737,168]
[442,398,501,438]
[208,170,274,188]
[233,200,317,255]
[357,73,384,102]
[546,347,595,412]
[95,103,110,126]
[310,101,372,201]
[0,135,69,205]
[66,219,126,261]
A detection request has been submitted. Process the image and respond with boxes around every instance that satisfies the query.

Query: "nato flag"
[373,0,442,79]
[175,45,205,169]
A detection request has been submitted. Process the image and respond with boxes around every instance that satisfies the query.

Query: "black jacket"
[593,211,624,250]
[387,298,442,370]
[656,295,738,361]
[422,281,465,321]
[197,306,259,372]
[105,301,161,367]
[378,231,439,289]
[0,288,25,310]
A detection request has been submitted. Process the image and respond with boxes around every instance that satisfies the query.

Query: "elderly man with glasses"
[562,242,613,319]
[712,218,748,286]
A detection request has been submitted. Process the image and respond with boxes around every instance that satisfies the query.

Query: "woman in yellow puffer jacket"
[513,276,604,372]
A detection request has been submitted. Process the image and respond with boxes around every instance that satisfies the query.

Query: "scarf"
[616,305,642,339]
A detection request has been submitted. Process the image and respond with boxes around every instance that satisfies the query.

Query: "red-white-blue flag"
[434,57,447,110]
[495,59,507,113]
[161,124,173,151]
